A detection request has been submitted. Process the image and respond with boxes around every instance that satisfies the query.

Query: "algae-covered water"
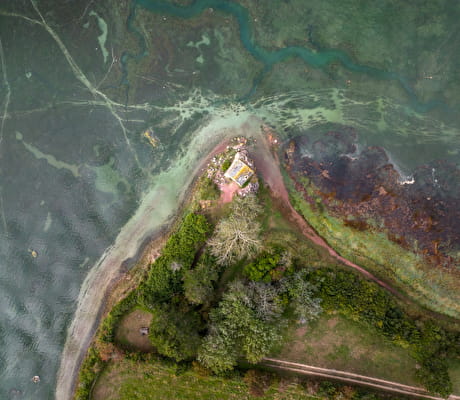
[0,0,459,398]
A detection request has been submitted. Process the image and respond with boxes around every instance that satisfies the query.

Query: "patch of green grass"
[197,177,220,201]
[257,182,326,266]
[449,359,460,395]
[91,358,318,400]
[221,159,231,172]
[327,344,351,362]
[273,313,420,386]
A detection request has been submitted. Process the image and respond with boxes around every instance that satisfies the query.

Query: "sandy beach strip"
[54,118,247,400]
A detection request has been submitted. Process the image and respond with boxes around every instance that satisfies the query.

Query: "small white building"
[224,153,254,187]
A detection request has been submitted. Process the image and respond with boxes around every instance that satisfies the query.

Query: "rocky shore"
[282,129,460,319]
[284,130,460,268]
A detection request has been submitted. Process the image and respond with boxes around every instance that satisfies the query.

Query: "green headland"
[72,137,460,400]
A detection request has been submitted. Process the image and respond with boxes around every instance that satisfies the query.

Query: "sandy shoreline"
[55,122,235,400]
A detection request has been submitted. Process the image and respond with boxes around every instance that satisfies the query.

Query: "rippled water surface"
[0,0,459,398]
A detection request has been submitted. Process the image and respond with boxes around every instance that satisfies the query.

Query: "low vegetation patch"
[306,268,460,397]
[275,313,420,385]
[92,356,416,400]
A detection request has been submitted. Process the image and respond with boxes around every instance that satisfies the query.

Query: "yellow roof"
[224,158,254,186]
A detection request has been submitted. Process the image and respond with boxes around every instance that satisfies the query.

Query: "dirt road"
[263,358,459,400]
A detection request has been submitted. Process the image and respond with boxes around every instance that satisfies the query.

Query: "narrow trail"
[262,358,460,400]
[251,135,400,296]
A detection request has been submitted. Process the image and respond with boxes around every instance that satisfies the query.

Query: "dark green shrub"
[149,304,203,361]
[221,159,231,172]
[243,246,290,282]
[140,213,211,304]
[244,252,281,282]
[183,262,219,305]
[161,213,210,266]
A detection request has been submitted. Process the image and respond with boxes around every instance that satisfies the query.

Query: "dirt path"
[220,181,240,204]
[263,358,459,400]
[251,137,400,296]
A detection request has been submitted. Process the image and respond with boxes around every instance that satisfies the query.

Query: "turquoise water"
[0,0,459,398]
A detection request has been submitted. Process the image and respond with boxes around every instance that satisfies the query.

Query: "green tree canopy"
[280,270,322,323]
[183,261,219,305]
[140,213,211,304]
[198,280,284,373]
[149,304,203,362]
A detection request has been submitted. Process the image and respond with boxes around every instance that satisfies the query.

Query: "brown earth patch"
[327,317,339,328]
[115,309,154,352]
[287,326,309,357]
[219,181,240,204]
[91,363,123,400]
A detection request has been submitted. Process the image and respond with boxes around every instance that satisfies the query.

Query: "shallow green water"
[0,0,459,398]
[136,0,442,111]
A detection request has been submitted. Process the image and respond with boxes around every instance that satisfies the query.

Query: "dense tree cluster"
[243,245,295,282]
[183,252,219,305]
[198,280,285,372]
[198,274,322,373]
[148,304,202,361]
[280,271,322,323]
[85,198,459,400]
[139,213,211,305]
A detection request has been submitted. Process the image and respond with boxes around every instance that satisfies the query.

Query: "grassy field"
[91,358,318,400]
[273,313,420,386]
[449,359,460,394]
[257,182,333,268]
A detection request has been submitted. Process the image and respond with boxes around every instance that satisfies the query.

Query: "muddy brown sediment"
[284,132,460,268]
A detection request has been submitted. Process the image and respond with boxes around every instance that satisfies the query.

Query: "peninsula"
[66,130,460,400]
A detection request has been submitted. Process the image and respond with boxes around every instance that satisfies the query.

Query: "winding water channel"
[133,0,444,112]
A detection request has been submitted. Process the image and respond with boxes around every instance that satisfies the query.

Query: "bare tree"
[208,195,262,265]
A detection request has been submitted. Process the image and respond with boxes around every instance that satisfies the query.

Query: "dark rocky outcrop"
[284,130,460,269]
